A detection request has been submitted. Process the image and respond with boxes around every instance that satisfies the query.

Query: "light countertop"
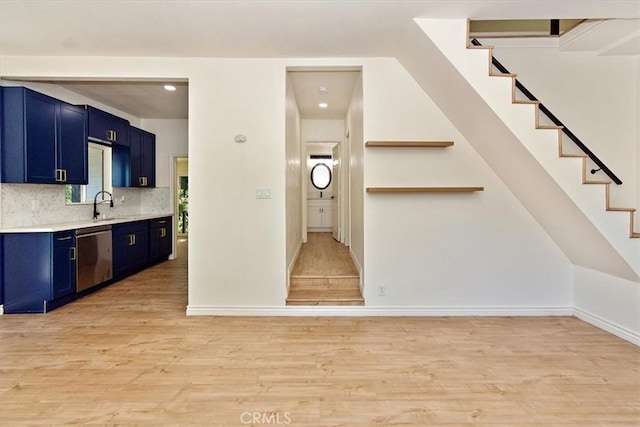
[0,214,173,233]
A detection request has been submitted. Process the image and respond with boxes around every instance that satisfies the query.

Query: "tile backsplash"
[0,184,172,228]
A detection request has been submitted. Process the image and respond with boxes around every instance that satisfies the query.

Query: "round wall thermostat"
[234,134,247,143]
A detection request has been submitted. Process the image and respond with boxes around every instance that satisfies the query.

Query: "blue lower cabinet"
[2,231,76,313]
[149,217,173,263]
[112,221,149,279]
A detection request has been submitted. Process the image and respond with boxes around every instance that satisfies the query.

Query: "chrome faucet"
[93,190,114,220]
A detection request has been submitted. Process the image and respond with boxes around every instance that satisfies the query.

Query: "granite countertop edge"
[0,213,174,233]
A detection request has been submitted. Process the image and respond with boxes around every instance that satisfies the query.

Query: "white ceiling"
[289,71,360,120]
[2,1,638,119]
[57,81,189,119]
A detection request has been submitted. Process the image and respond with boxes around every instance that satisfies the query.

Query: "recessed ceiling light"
[318,102,328,109]
[318,86,329,94]
[164,84,177,91]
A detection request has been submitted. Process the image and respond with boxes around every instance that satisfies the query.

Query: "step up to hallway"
[287,233,363,306]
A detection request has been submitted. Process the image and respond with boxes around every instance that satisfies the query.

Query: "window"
[66,143,112,204]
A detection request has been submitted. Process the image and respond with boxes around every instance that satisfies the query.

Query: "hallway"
[287,232,364,306]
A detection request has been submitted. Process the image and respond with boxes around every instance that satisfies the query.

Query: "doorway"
[285,67,363,305]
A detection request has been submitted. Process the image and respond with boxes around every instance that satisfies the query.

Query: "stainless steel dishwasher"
[75,225,113,292]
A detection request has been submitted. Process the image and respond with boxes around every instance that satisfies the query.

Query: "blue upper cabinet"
[1,86,88,184]
[130,126,156,187]
[86,105,130,146]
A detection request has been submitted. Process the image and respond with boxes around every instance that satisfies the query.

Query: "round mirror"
[310,163,332,190]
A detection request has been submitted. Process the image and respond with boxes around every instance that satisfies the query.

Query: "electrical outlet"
[256,188,271,199]
[378,285,386,296]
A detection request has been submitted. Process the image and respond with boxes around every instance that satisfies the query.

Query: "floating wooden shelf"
[367,187,484,193]
[365,141,454,148]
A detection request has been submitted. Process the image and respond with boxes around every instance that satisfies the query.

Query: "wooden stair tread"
[286,288,364,306]
[467,44,494,49]
[631,233,640,238]
[490,72,516,77]
[288,289,363,298]
[513,100,540,105]
[560,153,588,158]
[367,187,484,193]
[286,299,364,306]
[365,141,454,148]
[583,180,611,185]
[536,125,564,129]
[606,207,636,212]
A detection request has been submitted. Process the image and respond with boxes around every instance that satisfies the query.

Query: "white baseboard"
[0,304,3,315]
[186,305,573,317]
[574,307,640,347]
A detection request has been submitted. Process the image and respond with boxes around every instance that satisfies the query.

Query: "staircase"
[466,36,639,240]
[408,18,639,279]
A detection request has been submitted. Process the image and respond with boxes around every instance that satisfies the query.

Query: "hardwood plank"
[1,240,639,425]
[367,186,484,193]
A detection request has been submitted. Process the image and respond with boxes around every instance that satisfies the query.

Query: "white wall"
[574,266,640,345]
[285,77,302,276]
[362,58,573,310]
[487,42,639,209]
[302,119,345,142]
[187,60,288,308]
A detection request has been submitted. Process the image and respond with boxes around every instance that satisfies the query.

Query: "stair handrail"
[471,38,623,185]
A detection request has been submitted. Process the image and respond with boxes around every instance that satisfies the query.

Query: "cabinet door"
[160,220,172,257]
[2,233,52,313]
[130,230,149,270]
[87,106,110,142]
[112,232,131,279]
[149,218,172,262]
[129,127,143,186]
[141,131,156,187]
[307,207,322,228]
[52,239,76,299]
[110,116,130,147]
[321,206,333,228]
[58,103,88,184]
[24,91,57,183]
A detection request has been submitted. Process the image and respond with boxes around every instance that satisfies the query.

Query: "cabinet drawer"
[113,220,148,236]
[52,230,75,246]
[150,217,171,228]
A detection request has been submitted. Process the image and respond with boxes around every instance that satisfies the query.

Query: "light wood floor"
[290,232,358,277]
[1,241,639,425]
